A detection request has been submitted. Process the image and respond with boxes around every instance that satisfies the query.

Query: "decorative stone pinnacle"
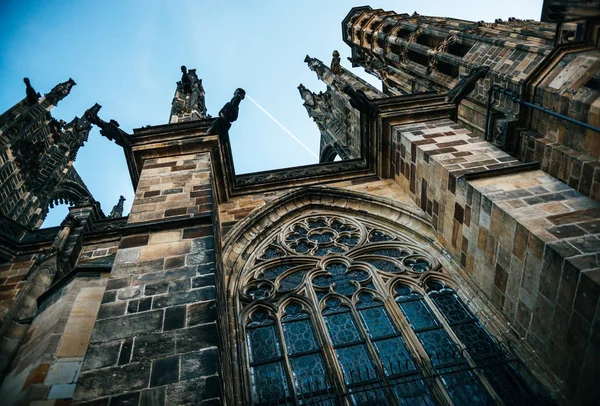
[108,195,126,218]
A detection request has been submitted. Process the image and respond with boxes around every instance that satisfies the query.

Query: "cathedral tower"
[341,6,600,201]
[0,78,98,229]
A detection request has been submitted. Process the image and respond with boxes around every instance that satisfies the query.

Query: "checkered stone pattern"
[393,118,600,402]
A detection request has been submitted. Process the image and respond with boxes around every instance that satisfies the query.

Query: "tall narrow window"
[246,310,290,404]
[238,214,547,405]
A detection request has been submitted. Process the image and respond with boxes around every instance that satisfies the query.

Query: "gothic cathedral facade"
[0,2,599,405]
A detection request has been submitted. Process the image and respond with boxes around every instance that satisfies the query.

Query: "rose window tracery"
[238,213,543,405]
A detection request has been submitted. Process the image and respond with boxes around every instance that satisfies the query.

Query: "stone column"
[75,152,220,405]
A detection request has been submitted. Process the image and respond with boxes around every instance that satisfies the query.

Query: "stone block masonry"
[128,153,212,224]
[75,224,219,405]
[393,118,600,402]
[74,150,221,405]
[0,278,106,404]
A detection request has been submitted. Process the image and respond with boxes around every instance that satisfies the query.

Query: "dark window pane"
[431,293,474,325]
[290,353,330,394]
[363,258,403,273]
[250,362,290,404]
[349,385,389,404]
[359,306,397,339]
[324,312,362,346]
[416,329,461,368]
[282,319,319,355]
[365,248,409,258]
[278,270,308,292]
[247,325,281,363]
[453,322,499,360]
[399,300,439,330]
[373,337,417,376]
[262,264,295,280]
[439,369,492,405]
[335,344,377,385]
[391,377,437,406]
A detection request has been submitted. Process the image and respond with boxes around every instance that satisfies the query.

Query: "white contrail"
[246,95,319,159]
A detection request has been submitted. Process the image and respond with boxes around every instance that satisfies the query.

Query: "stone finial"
[108,195,126,218]
[331,50,341,75]
[208,88,246,136]
[23,77,40,105]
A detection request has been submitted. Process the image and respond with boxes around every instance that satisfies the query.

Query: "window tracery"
[238,213,542,405]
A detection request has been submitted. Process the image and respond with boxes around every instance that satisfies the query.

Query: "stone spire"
[169,66,208,124]
[108,195,126,218]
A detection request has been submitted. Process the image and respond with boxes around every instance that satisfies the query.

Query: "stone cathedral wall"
[391,117,600,402]
[74,153,220,405]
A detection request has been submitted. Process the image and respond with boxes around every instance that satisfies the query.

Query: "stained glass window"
[246,311,291,405]
[241,214,544,405]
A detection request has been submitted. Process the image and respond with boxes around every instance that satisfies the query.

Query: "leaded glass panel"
[324,312,362,346]
[391,378,437,406]
[290,353,330,393]
[359,306,397,339]
[416,329,461,368]
[247,325,282,364]
[430,292,474,325]
[373,337,417,376]
[398,299,440,331]
[335,344,378,385]
[282,319,319,355]
[250,362,290,404]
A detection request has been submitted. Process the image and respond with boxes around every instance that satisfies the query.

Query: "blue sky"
[0,0,543,227]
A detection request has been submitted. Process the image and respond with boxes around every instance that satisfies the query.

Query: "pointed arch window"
[239,214,546,405]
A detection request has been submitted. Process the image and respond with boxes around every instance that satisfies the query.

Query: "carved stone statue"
[444,66,490,105]
[208,88,246,136]
[331,50,341,75]
[23,78,40,105]
[84,103,132,147]
[180,65,192,94]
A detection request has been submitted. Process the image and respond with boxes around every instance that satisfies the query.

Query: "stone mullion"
[305,278,348,403]
[382,292,454,405]
[274,314,301,405]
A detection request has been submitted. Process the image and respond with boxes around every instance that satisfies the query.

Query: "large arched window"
[237,213,545,405]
